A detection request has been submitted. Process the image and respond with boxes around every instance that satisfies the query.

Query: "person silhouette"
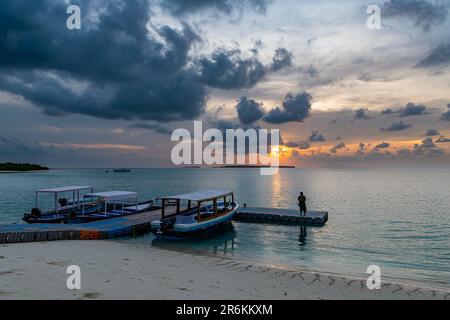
[298,192,307,217]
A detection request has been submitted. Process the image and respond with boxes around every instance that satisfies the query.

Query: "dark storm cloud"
[441,104,450,121]
[416,43,450,67]
[0,0,215,122]
[425,129,440,136]
[309,130,326,142]
[160,0,272,15]
[235,97,265,124]
[353,108,370,120]
[381,0,449,31]
[263,92,312,124]
[271,48,293,72]
[196,49,266,89]
[381,121,412,131]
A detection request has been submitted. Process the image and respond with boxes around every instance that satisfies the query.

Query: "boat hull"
[151,204,238,240]
[22,204,101,224]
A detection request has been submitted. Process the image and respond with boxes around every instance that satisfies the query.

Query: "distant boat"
[151,190,238,240]
[113,169,131,173]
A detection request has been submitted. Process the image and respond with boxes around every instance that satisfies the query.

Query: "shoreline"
[140,239,450,293]
[1,240,448,300]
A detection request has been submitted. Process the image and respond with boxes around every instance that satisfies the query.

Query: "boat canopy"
[37,186,93,193]
[84,191,138,214]
[84,191,138,202]
[162,189,234,202]
[34,186,94,213]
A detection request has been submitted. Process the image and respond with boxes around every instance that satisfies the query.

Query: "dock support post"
[197,201,201,222]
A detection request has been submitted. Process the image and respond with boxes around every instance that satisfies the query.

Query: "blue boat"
[151,190,238,240]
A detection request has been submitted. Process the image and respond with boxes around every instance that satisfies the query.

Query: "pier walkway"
[0,207,328,244]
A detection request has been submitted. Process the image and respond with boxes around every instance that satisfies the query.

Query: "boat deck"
[0,206,328,244]
[235,207,328,226]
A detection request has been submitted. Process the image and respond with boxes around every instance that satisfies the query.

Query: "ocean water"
[1,167,450,289]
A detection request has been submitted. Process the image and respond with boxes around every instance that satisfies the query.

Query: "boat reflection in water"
[151,224,237,256]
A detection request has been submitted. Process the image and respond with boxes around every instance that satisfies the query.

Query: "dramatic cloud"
[375,142,390,149]
[160,0,272,16]
[0,0,212,122]
[330,142,346,154]
[271,48,293,71]
[263,92,312,124]
[309,130,326,142]
[354,108,370,120]
[382,0,449,31]
[196,49,266,89]
[381,103,428,117]
[420,137,437,148]
[381,121,412,132]
[441,104,450,121]
[398,103,428,117]
[425,129,440,136]
[402,137,445,157]
[235,97,265,124]
[416,43,450,67]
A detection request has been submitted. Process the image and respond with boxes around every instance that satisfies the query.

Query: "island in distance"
[0,162,49,172]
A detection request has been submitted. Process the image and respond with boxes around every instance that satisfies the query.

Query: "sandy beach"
[1,240,448,300]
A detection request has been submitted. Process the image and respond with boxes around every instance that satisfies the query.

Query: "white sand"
[0,240,448,300]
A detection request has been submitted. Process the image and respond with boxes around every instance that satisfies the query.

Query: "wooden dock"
[0,207,328,244]
[235,207,328,226]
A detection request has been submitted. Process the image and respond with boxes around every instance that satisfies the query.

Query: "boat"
[113,169,131,173]
[23,186,101,224]
[151,190,238,240]
[69,191,158,223]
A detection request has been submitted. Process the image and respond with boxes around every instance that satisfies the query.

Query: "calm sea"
[1,167,449,289]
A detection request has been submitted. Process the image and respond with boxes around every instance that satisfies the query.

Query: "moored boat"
[151,190,238,240]
[23,186,101,224]
[69,191,158,223]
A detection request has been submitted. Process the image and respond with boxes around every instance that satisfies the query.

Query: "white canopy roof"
[84,191,138,202]
[162,189,233,202]
[37,186,93,193]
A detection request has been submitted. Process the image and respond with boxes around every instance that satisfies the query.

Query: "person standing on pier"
[298,192,307,217]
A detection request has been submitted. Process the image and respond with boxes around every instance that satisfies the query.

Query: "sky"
[1,0,450,168]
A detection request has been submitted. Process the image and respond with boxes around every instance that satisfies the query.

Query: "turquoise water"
[1,168,450,289]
